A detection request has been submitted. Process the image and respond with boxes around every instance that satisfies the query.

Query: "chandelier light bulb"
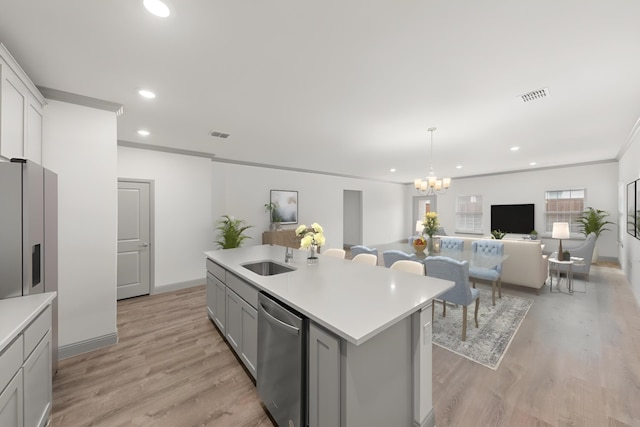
[143,0,170,17]
[414,127,452,195]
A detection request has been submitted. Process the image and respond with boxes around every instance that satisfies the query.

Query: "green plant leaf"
[576,207,613,239]
[215,215,253,249]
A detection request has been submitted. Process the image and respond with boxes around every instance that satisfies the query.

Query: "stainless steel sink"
[242,261,296,276]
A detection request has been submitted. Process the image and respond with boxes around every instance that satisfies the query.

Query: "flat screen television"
[490,204,534,234]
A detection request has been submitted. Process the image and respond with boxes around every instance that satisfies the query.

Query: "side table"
[548,257,586,294]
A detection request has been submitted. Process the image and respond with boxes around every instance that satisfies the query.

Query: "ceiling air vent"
[210,131,230,139]
[520,88,549,103]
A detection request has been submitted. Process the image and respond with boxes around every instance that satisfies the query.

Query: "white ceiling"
[1,0,639,183]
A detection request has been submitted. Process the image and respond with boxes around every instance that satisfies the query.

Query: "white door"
[343,190,362,247]
[413,196,437,235]
[117,180,151,300]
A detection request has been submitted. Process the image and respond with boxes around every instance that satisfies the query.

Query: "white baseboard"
[59,332,118,360]
[153,278,204,294]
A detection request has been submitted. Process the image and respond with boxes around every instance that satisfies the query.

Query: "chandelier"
[414,127,451,195]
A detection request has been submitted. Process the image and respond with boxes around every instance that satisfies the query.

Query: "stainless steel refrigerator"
[0,158,58,374]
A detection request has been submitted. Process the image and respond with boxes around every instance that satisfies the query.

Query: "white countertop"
[205,245,453,345]
[0,292,57,352]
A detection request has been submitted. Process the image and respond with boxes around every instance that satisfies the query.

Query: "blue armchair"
[424,256,480,341]
[382,250,417,268]
[469,240,504,306]
[350,245,378,258]
[440,237,464,251]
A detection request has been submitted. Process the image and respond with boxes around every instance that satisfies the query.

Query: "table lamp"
[552,222,570,261]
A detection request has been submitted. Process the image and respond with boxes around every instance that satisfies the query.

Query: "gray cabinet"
[214,280,226,333]
[0,368,23,427]
[239,297,257,377]
[225,287,257,379]
[206,272,215,320]
[308,322,341,427]
[206,272,227,334]
[225,289,242,353]
[23,331,51,427]
[308,316,419,427]
[206,261,227,334]
[205,259,257,380]
[0,302,52,427]
[0,43,46,163]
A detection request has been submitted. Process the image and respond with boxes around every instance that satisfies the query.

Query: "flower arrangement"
[422,212,440,237]
[295,223,326,249]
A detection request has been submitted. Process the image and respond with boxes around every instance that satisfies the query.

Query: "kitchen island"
[204,245,453,427]
[0,292,56,427]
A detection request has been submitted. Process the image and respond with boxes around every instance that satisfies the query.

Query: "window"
[456,195,483,233]
[544,189,585,233]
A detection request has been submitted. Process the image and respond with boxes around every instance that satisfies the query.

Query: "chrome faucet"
[285,247,294,263]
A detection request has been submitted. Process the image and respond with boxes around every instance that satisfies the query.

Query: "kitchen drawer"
[0,335,23,394]
[24,306,51,360]
[206,259,226,283]
[226,272,258,309]
[24,330,51,427]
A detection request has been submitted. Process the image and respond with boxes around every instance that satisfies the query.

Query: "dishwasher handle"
[259,300,301,336]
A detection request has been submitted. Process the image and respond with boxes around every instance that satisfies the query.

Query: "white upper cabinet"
[0,43,46,164]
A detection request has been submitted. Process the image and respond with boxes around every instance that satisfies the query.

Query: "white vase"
[307,245,319,265]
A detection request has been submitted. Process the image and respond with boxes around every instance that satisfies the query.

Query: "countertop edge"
[0,292,57,352]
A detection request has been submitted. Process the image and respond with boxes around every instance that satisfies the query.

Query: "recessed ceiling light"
[456,165,462,169]
[510,146,520,151]
[143,0,170,17]
[138,130,150,136]
[389,168,396,173]
[529,162,537,166]
[138,89,156,99]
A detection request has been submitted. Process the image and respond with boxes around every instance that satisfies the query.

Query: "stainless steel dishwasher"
[257,292,307,427]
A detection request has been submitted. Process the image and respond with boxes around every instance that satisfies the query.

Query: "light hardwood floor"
[51,264,640,427]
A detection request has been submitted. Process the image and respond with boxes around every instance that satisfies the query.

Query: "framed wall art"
[636,179,640,240]
[270,190,298,224]
[628,180,636,238]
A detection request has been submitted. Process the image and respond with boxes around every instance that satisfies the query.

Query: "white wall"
[407,161,620,259]
[618,126,640,303]
[42,100,117,348]
[117,147,214,290]
[211,163,407,250]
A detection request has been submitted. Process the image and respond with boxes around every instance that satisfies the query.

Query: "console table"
[262,229,299,248]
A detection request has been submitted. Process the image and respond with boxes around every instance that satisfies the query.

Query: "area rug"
[431,288,533,370]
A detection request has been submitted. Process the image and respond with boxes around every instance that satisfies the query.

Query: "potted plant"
[576,207,613,262]
[491,229,505,240]
[529,230,538,240]
[264,202,283,231]
[215,215,252,249]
